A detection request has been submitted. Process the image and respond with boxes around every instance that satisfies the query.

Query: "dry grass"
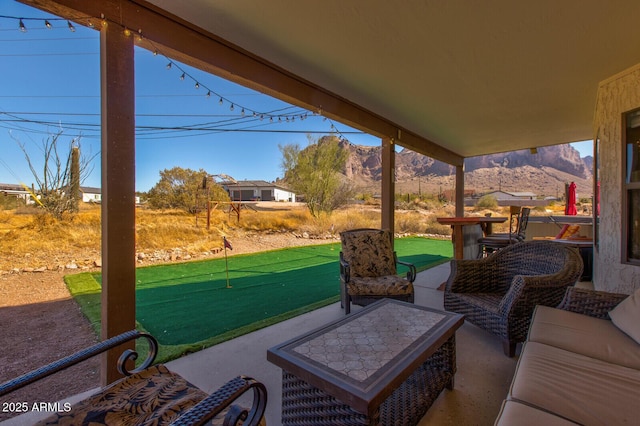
[0,201,562,271]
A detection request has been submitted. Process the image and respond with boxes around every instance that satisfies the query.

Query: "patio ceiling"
[144,0,640,159]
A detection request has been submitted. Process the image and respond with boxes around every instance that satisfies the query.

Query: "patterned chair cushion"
[347,275,414,296]
[340,229,396,277]
[35,364,246,426]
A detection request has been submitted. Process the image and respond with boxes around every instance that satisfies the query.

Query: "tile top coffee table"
[267,299,464,425]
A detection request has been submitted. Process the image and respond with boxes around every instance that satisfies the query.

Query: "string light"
[0,14,64,30]
[1,13,332,131]
[149,40,311,124]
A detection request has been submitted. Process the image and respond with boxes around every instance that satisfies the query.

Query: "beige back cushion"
[609,288,640,344]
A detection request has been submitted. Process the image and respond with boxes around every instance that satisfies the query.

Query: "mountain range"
[338,138,593,198]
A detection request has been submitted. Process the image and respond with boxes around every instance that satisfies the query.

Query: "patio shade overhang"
[18,0,640,385]
[22,0,640,160]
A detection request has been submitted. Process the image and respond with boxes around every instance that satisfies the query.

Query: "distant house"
[482,190,537,201]
[0,183,33,203]
[80,186,141,204]
[469,190,547,207]
[81,186,102,203]
[222,180,296,202]
[0,184,143,205]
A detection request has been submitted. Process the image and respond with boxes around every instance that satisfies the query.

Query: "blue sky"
[0,2,593,192]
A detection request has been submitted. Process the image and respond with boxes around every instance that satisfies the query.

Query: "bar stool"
[478,207,530,256]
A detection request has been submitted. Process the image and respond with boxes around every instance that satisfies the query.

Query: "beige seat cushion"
[528,305,640,370]
[347,275,413,296]
[494,400,578,426]
[509,342,640,426]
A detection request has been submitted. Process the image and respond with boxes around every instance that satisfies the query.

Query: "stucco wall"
[593,63,640,293]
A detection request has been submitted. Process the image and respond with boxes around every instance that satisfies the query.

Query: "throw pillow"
[609,288,640,344]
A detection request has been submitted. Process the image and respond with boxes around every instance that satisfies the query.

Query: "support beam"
[19,0,463,167]
[381,137,395,240]
[455,163,465,217]
[100,21,136,385]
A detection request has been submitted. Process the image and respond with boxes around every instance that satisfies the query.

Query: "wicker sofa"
[495,287,640,425]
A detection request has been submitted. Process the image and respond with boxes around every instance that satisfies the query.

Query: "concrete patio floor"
[7,261,586,425]
[166,262,521,425]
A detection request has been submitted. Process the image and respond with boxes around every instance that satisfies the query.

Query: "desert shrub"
[395,211,428,233]
[475,195,498,209]
[238,209,311,232]
[329,208,380,233]
[0,194,26,210]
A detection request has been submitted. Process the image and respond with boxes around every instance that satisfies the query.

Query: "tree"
[13,130,96,219]
[280,135,353,217]
[146,167,229,211]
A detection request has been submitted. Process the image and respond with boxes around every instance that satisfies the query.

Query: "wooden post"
[100,21,136,385]
[381,137,395,242]
[455,163,465,217]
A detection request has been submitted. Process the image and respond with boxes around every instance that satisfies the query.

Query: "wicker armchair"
[339,228,416,314]
[0,330,267,426]
[444,240,583,356]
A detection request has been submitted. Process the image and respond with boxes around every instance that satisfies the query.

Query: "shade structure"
[566,182,577,215]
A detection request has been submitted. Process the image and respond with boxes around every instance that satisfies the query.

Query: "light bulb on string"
[241,108,245,116]
[219,98,223,106]
[206,91,211,98]
[44,20,52,29]
[166,63,172,70]
[230,104,235,112]
[19,19,26,32]
[67,21,76,32]
[194,82,199,89]
[179,73,185,81]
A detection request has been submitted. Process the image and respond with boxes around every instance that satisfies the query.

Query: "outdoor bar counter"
[437,217,507,259]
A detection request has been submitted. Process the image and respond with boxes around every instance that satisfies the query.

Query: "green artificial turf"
[66,237,451,362]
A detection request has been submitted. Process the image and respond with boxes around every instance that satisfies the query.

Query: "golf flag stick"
[223,237,233,288]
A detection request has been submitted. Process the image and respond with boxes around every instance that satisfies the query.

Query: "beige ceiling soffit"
[20,0,463,167]
[598,61,640,88]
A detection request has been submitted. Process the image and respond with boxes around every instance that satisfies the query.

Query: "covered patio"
[8,262,574,425]
[7,0,640,424]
